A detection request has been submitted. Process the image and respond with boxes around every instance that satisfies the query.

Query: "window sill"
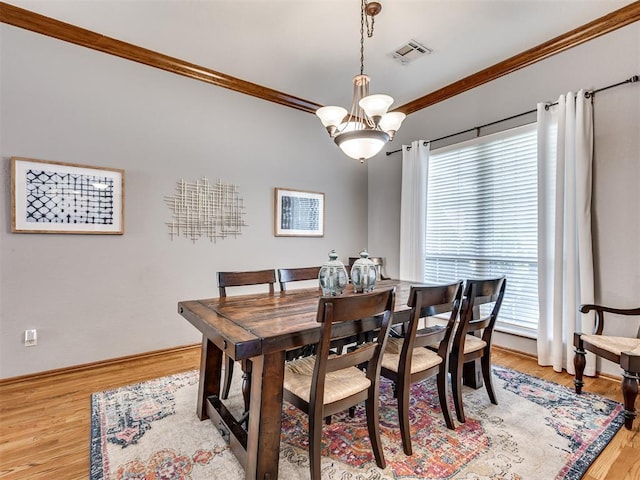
[495,323,537,340]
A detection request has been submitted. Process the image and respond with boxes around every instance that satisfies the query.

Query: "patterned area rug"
[90,366,623,480]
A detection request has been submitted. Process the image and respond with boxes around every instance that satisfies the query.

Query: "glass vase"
[318,250,348,296]
[350,249,377,293]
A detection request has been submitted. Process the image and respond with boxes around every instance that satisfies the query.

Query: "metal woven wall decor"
[165,177,247,242]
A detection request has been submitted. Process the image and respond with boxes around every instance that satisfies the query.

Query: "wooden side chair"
[217,269,276,403]
[368,257,389,280]
[283,288,396,480]
[574,304,640,430]
[277,266,321,291]
[279,264,368,357]
[278,266,322,359]
[348,256,389,280]
[450,276,506,423]
[380,281,463,455]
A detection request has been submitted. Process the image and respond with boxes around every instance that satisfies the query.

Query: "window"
[424,124,538,335]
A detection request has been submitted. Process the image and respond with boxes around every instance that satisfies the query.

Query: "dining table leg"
[241,359,252,414]
[463,358,484,389]
[245,350,286,480]
[196,334,223,421]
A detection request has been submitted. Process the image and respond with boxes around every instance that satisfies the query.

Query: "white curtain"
[399,140,430,282]
[537,90,595,375]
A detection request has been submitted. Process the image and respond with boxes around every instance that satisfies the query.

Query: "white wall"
[369,23,640,371]
[2,20,638,380]
[0,24,370,378]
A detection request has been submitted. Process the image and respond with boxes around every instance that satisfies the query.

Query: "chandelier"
[316,0,405,163]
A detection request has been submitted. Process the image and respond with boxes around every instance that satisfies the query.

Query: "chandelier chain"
[364,0,375,37]
[360,0,365,75]
[360,0,375,75]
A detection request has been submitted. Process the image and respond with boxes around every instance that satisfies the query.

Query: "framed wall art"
[274,187,324,237]
[11,157,125,234]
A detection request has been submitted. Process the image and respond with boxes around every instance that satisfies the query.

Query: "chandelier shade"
[316,1,405,163]
[359,94,393,119]
[378,111,406,139]
[316,106,348,129]
[335,129,390,160]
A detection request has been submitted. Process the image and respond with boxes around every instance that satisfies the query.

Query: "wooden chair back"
[217,269,276,297]
[405,281,463,360]
[579,304,640,338]
[348,256,388,280]
[277,266,321,291]
[369,257,388,280]
[456,276,506,344]
[313,288,395,388]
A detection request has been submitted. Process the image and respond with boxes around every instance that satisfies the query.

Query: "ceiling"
[6,0,637,112]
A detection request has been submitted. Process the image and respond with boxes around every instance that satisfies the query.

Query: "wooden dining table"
[178,279,483,479]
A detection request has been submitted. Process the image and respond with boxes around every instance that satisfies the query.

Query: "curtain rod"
[386,74,639,156]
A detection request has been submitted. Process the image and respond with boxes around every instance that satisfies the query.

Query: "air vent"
[391,39,432,65]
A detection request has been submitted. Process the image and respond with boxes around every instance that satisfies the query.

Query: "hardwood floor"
[0,345,202,480]
[0,345,637,479]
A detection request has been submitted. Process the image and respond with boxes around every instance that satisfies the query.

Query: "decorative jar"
[350,249,377,293]
[318,250,348,296]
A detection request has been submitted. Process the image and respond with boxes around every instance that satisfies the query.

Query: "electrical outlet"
[24,329,37,347]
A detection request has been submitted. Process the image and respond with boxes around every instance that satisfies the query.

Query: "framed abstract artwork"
[274,187,324,237]
[11,157,125,234]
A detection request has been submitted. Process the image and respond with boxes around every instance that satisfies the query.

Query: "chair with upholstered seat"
[574,304,640,430]
[277,266,321,291]
[450,276,506,423]
[217,269,276,403]
[283,288,395,480]
[380,281,463,455]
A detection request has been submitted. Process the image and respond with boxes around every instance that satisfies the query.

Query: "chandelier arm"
[359,79,376,128]
[337,81,361,135]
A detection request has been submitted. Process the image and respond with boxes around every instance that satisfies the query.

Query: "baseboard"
[0,343,201,386]
[594,371,622,382]
[1,342,621,387]
[2,344,531,385]
[493,344,537,360]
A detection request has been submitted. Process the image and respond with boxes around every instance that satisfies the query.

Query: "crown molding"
[0,1,322,114]
[1,1,639,116]
[396,1,640,115]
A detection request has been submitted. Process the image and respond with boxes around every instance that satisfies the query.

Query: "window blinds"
[424,124,539,334]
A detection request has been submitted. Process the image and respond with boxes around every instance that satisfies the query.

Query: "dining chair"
[278,266,365,360]
[277,266,321,291]
[348,256,389,280]
[380,281,463,455]
[283,288,396,480]
[276,262,369,356]
[217,269,277,402]
[574,304,640,430]
[278,266,322,360]
[450,276,506,423]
